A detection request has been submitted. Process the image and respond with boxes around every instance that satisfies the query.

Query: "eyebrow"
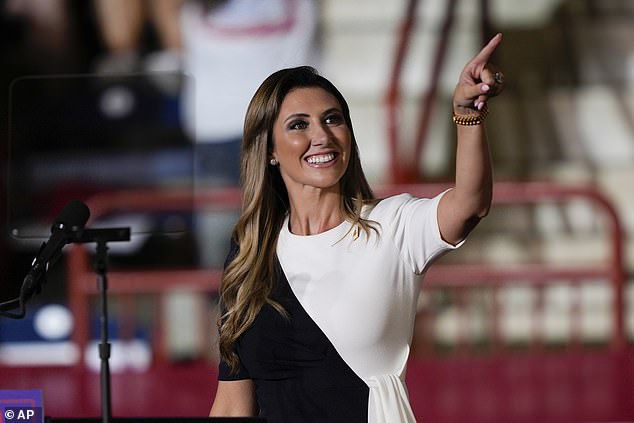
[322,107,342,117]
[283,113,309,124]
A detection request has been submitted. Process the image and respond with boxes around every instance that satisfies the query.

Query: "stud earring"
[269,158,278,166]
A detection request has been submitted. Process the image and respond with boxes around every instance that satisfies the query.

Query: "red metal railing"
[66,181,627,363]
[377,181,626,351]
[385,0,500,184]
[385,0,459,183]
[385,0,419,183]
[66,187,242,363]
[63,181,629,421]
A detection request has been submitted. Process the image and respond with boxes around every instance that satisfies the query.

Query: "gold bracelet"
[452,104,489,126]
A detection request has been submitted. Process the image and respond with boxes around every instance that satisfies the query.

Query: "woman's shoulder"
[377,193,416,206]
[366,193,420,213]
[363,192,444,222]
[361,193,410,221]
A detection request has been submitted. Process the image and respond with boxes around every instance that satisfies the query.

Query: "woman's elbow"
[476,202,491,219]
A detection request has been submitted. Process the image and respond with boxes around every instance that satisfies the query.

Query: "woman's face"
[271,87,351,195]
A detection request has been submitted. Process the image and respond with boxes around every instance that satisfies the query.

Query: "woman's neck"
[287,187,344,236]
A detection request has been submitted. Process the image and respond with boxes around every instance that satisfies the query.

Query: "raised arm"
[438,33,505,245]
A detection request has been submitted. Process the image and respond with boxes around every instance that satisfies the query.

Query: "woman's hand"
[453,33,505,114]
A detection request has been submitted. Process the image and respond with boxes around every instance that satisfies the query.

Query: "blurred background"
[0,0,633,422]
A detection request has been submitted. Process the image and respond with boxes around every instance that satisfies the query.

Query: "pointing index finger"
[472,33,502,64]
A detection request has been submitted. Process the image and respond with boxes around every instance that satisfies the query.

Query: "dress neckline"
[281,215,350,241]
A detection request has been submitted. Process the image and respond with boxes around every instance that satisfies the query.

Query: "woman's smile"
[305,152,337,166]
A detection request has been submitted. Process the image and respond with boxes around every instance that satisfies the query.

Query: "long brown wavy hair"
[218,66,376,372]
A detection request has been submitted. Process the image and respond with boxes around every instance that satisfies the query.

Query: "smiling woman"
[210,35,505,423]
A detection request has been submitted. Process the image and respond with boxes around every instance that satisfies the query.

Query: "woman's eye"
[288,120,308,130]
[325,114,343,125]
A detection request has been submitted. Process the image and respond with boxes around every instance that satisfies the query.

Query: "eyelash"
[288,120,308,130]
[325,114,343,125]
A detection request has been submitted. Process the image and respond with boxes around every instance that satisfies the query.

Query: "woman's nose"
[310,123,330,146]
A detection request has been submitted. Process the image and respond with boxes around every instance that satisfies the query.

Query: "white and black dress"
[218,193,460,422]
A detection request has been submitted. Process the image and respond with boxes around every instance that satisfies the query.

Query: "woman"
[211,34,505,422]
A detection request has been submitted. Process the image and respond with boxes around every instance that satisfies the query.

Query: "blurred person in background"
[92,0,183,74]
[91,0,320,268]
[210,34,505,422]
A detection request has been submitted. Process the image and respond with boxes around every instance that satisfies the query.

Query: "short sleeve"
[218,353,251,380]
[370,191,462,274]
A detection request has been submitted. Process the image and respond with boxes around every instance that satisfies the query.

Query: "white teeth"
[306,153,335,164]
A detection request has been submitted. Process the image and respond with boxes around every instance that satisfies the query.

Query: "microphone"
[19,200,91,303]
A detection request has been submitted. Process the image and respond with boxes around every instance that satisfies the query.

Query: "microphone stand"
[0,244,62,319]
[70,227,130,423]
